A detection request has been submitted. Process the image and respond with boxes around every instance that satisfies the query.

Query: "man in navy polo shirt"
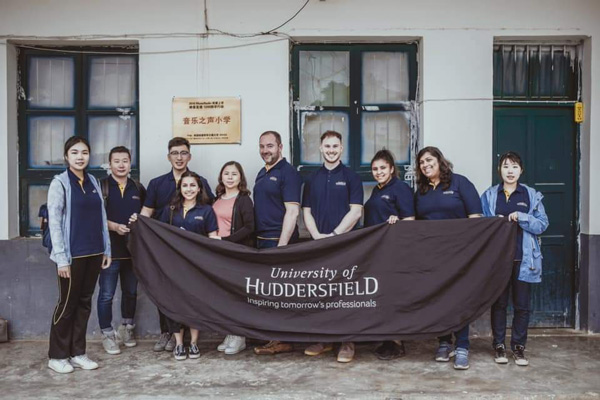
[302,130,363,363]
[140,136,214,352]
[253,130,301,356]
[97,146,145,355]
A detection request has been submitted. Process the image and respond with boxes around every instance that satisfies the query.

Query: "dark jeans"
[97,259,138,331]
[48,254,102,359]
[439,324,470,350]
[257,238,279,249]
[491,261,531,350]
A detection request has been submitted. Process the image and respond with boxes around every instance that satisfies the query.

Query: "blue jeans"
[256,238,279,249]
[491,261,531,350]
[97,259,138,331]
[439,324,470,350]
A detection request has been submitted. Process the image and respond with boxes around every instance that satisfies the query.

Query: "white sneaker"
[118,324,137,348]
[225,335,246,355]
[48,358,74,374]
[69,354,99,370]
[217,335,234,352]
[102,331,122,355]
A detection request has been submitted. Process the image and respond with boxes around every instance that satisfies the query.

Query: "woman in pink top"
[212,161,255,354]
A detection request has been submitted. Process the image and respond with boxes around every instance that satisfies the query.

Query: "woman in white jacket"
[47,136,111,374]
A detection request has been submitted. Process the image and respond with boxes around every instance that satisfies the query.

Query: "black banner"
[129,216,516,342]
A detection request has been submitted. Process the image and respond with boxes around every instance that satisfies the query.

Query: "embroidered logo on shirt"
[335,181,347,186]
[270,176,278,182]
[132,196,140,200]
[443,190,454,195]
[194,216,204,220]
[381,195,391,200]
[517,202,528,207]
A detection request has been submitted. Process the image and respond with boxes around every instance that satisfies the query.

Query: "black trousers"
[491,261,531,350]
[48,254,103,359]
[158,309,169,333]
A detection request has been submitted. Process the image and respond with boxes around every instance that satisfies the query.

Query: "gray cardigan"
[47,170,111,268]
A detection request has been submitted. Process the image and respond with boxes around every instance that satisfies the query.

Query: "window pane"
[28,57,75,108]
[300,111,349,165]
[299,51,349,107]
[28,184,49,231]
[28,116,75,168]
[362,52,409,104]
[88,116,137,167]
[89,56,136,108]
[361,111,410,165]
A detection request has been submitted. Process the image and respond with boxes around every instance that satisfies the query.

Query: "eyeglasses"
[169,151,190,157]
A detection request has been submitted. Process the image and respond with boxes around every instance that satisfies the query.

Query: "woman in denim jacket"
[47,136,111,374]
[481,151,549,367]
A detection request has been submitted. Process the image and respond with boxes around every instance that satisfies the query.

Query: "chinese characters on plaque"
[172,97,241,144]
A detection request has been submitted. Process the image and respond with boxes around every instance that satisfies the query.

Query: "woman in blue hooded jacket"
[481,151,549,367]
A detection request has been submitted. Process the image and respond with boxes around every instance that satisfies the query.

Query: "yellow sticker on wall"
[575,102,584,123]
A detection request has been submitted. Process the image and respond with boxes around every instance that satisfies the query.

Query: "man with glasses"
[140,136,214,352]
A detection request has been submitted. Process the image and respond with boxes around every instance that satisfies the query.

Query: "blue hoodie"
[47,170,111,269]
[481,184,549,283]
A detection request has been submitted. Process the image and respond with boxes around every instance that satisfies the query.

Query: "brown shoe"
[253,341,293,355]
[337,342,355,363]
[304,342,333,356]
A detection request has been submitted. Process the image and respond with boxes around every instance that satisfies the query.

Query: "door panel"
[493,107,576,327]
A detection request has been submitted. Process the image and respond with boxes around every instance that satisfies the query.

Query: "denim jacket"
[47,170,111,269]
[481,184,549,283]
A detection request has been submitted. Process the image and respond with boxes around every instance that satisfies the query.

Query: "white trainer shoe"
[217,335,234,352]
[48,358,74,374]
[102,331,122,355]
[118,324,137,348]
[225,335,246,355]
[69,354,99,370]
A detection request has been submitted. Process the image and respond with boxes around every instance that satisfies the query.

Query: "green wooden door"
[493,106,576,327]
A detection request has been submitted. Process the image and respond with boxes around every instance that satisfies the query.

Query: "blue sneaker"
[454,347,469,370]
[435,342,455,362]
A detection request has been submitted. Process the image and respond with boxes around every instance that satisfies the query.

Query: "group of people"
[44,129,548,374]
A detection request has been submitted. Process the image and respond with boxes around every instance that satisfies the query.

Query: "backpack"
[100,177,145,208]
[41,180,66,254]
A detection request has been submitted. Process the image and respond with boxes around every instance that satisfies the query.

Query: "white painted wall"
[1,0,600,238]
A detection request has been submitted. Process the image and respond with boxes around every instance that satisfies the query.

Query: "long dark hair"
[215,161,251,198]
[416,146,454,194]
[371,149,398,178]
[170,171,209,211]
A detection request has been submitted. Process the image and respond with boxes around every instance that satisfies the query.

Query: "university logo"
[381,195,391,200]
[443,190,454,195]
[270,176,278,182]
[335,181,346,186]
[194,216,204,220]
[517,202,528,207]
[132,196,140,200]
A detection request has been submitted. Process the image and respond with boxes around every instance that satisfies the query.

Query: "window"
[18,47,139,236]
[493,44,579,100]
[291,44,418,183]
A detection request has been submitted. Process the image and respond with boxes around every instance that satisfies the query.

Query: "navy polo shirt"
[144,169,214,218]
[159,204,218,236]
[495,183,530,261]
[302,163,364,234]
[415,173,482,220]
[68,169,104,258]
[105,176,145,259]
[364,176,415,227]
[253,158,302,239]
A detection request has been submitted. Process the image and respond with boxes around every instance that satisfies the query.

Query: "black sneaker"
[188,343,201,359]
[494,343,508,364]
[513,345,529,366]
[374,341,406,360]
[173,344,187,361]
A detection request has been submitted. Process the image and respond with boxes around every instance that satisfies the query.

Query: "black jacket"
[221,193,255,247]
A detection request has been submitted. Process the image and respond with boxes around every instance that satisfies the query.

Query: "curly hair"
[416,146,454,194]
[215,161,251,198]
[170,171,210,211]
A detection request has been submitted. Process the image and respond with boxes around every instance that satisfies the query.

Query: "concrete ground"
[1,332,599,399]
